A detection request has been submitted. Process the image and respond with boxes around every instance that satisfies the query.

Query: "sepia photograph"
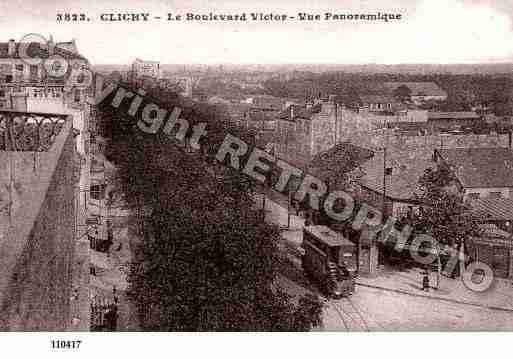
[0,0,513,356]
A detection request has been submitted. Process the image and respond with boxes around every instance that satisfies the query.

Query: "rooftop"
[436,147,513,188]
[471,197,513,222]
[0,41,87,61]
[358,148,435,201]
[304,225,353,247]
[428,112,480,120]
[307,142,374,186]
[277,104,321,121]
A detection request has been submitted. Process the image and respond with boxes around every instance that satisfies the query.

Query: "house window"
[15,64,23,71]
[489,192,502,199]
[5,75,13,83]
[29,65,38,79]
[0,90,5,98]
[90,184,106,200]
[468,192,480,200]
[74,89,81,103]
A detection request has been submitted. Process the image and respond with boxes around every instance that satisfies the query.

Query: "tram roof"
[304,225,353,247]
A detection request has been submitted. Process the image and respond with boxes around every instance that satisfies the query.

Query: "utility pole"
[382,122,389,216]
[287,190,292,229]
[382,146,387,216]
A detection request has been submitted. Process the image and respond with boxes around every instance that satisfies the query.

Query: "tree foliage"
[410,166,482,250]
[96,81,323,331]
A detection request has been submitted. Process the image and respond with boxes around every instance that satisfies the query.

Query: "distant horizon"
[92,62,513,75]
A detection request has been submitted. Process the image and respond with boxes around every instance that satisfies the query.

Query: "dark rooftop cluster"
[0,41,87,61]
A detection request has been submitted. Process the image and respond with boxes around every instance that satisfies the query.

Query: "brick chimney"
[7,39,15,57]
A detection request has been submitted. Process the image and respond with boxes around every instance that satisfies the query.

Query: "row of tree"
[263,73,513,115]
[96,81,323,331]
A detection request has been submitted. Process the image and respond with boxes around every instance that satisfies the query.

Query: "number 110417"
[51,340,82,349]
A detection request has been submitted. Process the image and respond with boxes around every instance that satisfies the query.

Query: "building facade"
[435,147,513,201]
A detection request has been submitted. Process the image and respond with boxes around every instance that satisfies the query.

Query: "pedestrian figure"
[71,287,79,301]
[305,213,312,227]
[422,271,430,291]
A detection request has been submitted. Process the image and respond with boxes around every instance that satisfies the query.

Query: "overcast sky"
[1,0,512,64]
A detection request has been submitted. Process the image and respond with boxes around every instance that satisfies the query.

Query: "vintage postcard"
[0,0,512,355]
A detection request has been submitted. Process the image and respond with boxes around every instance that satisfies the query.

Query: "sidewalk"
[356,266,513,312]
[257,193,513,313]
[69,238,91,330]
[90,220,139,330]
[255,192,304,248]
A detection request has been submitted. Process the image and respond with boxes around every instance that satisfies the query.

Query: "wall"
[26,98,89,156]
[0,121,76,330]
[344,131,509,153]
[474,238,513,279]
[275,117,312,168]
[276,103,510,173]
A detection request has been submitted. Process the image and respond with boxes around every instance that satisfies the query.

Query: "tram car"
[301,225,357,298]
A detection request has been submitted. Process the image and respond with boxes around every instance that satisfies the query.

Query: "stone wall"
[275,103,511,170]
[0,121,76,330]
[275,117,313,168]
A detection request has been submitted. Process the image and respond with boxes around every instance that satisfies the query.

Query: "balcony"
[0,110,71,151]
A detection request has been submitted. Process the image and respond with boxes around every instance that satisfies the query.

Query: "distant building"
[0,38,90,111]
[358,95,397,113]
[129,58,161,83]
[245,95,287,111]
[275,101,332,168]
[435,147,513,201]
[0,37,92,158]
[470,222,513,279]
[384,82,448,103]
[427,111,481,131]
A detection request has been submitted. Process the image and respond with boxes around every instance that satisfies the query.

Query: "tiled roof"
[437,148,513,188]
[428,112,480,120]
[0,42,87,61]
[358,149,435,200]
[471,197,513,222]
[307,142,374,185]
[247,109,277,121]
[384,82,447,97]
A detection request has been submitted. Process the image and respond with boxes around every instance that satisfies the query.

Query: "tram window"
[329,247,339,263]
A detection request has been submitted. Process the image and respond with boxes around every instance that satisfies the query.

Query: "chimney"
[48,34,55,55]
[290,105,295,120]
[7,39,15,57]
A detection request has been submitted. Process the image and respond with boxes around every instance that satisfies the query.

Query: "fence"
[90,294,118,331]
